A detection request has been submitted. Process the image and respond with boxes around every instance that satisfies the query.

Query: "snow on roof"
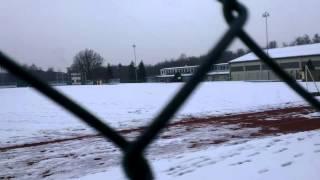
[156,74,174,78]
[230,43,320,63]
[160,63,229,71]
[215,63,229,65]
[207,71,230,75]
[161,65,199,70]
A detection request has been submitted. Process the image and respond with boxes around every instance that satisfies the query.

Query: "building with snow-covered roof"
[229,43,320,81]
[157,63,230,82]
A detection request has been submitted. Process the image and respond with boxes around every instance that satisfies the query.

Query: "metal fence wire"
[1,0,320,179]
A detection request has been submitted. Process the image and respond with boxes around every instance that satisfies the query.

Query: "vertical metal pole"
[305,65,308,91]
[263,12,270,55]
[265,16,269,54]
[133,44,138,82]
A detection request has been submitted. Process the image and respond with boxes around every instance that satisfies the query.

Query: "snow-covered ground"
[80,130,320,180]
[0,81,317,145]
[1,81,320,179]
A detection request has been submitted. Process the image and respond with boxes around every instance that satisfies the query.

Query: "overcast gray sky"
[0,0,319,71]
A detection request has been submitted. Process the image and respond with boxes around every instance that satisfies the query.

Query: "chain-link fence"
[1,0,320,179]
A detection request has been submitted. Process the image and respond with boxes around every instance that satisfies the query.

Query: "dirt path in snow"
[1,106,320,179]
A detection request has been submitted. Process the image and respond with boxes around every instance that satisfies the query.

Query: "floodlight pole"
[132,44,138,82]
[262,12,270,55]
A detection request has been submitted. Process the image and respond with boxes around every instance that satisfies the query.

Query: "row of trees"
[268,33,320,49]
[68,49,147,83]
[288,33,320,46]
[0,64,68,86]
[23,64,67,83]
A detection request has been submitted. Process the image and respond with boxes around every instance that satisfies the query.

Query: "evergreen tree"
[268,41,278,49]
[137,61,146,82]
[303,34,311,44]
[293,34,312,46]
[128,61,136,82]
[313,34,320,43]
[106,63,113,81]
[118,63,125,83]
[46,67,55,82]
[236,48,246,57]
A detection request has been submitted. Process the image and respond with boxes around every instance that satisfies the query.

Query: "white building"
[70,73,82,85]
[207,63,230,81]
[229,43,320,81]
[157,63,230,82]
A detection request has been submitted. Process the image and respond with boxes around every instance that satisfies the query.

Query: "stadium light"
[132,44,138,82]
[262,11,270,55]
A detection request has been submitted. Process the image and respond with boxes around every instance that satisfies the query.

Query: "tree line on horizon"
[1,33,319,85]
[0,64,68,86]
[268,33,320,49]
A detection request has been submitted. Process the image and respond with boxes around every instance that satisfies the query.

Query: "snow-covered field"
[81,130,320,180]
[0,81,314,145]
[1,81,320,179]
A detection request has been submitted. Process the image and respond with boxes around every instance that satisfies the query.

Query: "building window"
[245,65,260,71]
[279,62,299,69]
[231,66,244,72]
[312,60,320,67]
[262,64,270,70]
[302,60,320,68]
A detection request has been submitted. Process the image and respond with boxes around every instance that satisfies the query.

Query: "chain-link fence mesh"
[1,0,320,179]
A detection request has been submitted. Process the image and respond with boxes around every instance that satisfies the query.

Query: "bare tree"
[71,49,104,81]
[137,61,146,82]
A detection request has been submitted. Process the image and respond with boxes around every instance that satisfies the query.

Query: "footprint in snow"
[273,139,282,143]
[247,152,260,157]
[168,166,194,176]
[230,159,252,166]
[281,161,293,167]
[293,153,303,158]
[193,160,217,168]
[176,169,194,176]
[274,148,288,154]
[224,152,241,158]
[297,137,305,141]
[307,134,314,138]
[258,169,269,174]
[191,158,211,166]
[237,146,247,151]
[265,144,273,148]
